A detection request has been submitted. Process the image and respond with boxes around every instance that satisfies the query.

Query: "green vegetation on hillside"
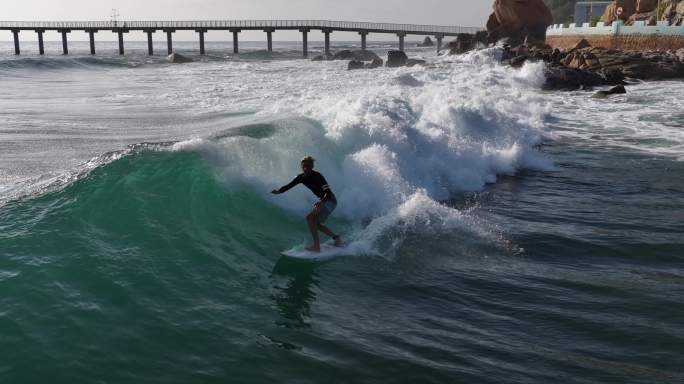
[544,0,579,23]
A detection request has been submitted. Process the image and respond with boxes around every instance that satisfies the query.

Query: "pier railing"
[0,19,482,35]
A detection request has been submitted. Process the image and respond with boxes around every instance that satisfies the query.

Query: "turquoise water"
[1,42,683,383]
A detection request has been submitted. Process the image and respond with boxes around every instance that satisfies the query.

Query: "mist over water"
[1,41,683,383]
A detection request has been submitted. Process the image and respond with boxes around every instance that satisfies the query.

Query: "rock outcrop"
[365,58,384,69]
[662,0,684,25]
[333,49,381,62]
[347,60,365,70]
[592,85,627,98]
[333,50,355,60]
[386,50,408,67]
[502,43,684,90]
[626,10,658,25]
[417,37,434,47]
[167,53,194,63]
[636,0,659,13]
[486,0,553,44]
[601,0,637,24]
[626,0,660,25]
[447,33,489,55]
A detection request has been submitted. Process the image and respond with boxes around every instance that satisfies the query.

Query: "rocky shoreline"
[501,40,684,91]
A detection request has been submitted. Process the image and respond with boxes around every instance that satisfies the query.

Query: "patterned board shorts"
[317,200,337,223]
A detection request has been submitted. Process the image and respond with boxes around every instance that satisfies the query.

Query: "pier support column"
[196,29,207,55]
[359,31,368,51]
[397,32,406,52]
[86,29,98,55]
[12,30,20,55]
[114,29,128,55]
[299,28,310,58]
[264,28,275,52]
[230,29,240,54]
[143,29,155,55]
[435,35,443,54]
[36,29,45,55]
[163,29,175,55]
[58,29,71,55]
[323,29,332,57]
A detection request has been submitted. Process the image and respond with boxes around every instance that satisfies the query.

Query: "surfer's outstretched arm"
[271,175,302,195]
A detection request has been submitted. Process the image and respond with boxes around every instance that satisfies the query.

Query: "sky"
[1,0,492,41]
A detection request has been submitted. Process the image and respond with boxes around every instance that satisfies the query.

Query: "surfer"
[272,156,343,253]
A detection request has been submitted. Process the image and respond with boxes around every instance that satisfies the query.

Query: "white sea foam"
[177,48,553,254]
[546,80,684,160]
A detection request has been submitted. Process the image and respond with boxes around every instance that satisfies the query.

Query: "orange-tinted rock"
[487,0,553,43]
[636,0,658,13]
[626,10,658,25]
[662,1,684,25]
[601,0,637,24]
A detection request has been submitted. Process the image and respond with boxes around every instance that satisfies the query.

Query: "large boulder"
[486,0,553,44]
[677,47,684,62]
[543,66,606,90]
[636,0,659,13]
[592,85,627,99]
[626,9,658,25]
[448,34,474,54]
[333,49,380,62]
[386,50,408,67]
[365,58,384,69]
[417,37,434,47]
[333,50,355,60]
[601,0,637,24]
[167,53,193,63]
[662,0,684,25]
[352,50,381,61]
[347,60,365,70]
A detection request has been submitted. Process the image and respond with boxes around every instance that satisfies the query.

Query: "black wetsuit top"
[277,171,337,203]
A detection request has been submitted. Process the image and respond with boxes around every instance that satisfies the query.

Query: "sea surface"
[1,40,683,384]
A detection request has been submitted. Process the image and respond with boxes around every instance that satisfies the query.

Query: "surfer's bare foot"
[305,245,321,253]
[333,236,343,247]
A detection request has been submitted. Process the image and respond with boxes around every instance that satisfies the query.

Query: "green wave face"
[0,149,344,383]
[1,149,312,270]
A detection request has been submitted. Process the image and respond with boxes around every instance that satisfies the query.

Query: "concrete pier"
[264,28,275,52]
[397,32,406,51]
[12,30,19,55]
[144,29,155,55]
[0,20,483,57]
[196,29,206,55]
[115,29,128,55]
[58,29,70,55]
[87,29,97,54]
[300,28,310,57]
[163,29,175,54]
[323,28,332,56]
[36,29,44,55]
[230,29,240,54]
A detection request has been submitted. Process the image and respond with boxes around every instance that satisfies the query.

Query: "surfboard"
[280,244,347,261]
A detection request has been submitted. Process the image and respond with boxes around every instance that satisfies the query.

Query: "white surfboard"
[281,244,347,261]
